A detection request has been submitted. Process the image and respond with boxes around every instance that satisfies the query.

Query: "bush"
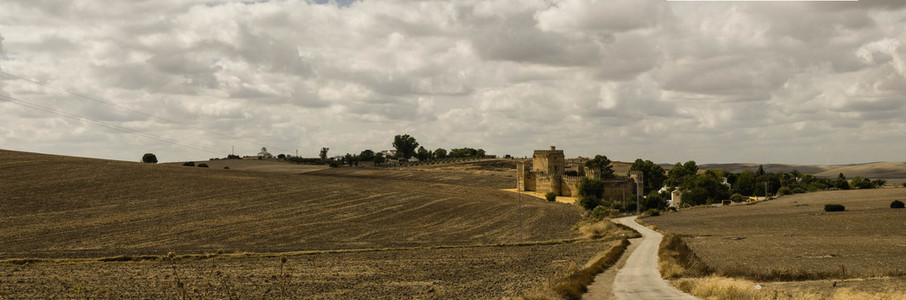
[197,163,209,168]
[824,204,845,212]
[729,193,745,203]
[891,200,905,209]
[182,161,195,167]
[588,206,610,220]
[545,192,557,202]
[223,166,230,170]
[645,209,660,216]
[328,162,339,168]
[777,187,791,196]
[141,153,158,164]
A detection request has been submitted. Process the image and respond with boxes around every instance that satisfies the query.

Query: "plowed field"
[0,149,599,298]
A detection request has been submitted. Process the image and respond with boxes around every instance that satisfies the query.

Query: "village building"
[257,147,273,159]
[517,146,643,204]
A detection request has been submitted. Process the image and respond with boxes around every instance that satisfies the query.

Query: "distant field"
[0,149,581,258]
[646,188,906,279]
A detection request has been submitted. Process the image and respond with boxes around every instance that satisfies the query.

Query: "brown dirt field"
[165,159,329,174]
[645,188,906,280]
[0,241,610,299]
[0,149,606,298]
[0,149,581,259]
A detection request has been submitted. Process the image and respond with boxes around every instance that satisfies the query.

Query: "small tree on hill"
[393,134,419,159]
[434,148,447,159]
[319,147,329,162]
[142,153,158,164]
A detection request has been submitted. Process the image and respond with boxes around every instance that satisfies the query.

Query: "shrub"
[141,153,158,164]
[824,204,845,212]
[223,166,230,170]
[645,209,660,216]
[197,163,209,168]
[729,193,745,203]
[182,162,195,167]
[588,206,610,220]
[777,187,791,195]
[545,192,557,202]
[328,162,339,168]
[891,200,905,209]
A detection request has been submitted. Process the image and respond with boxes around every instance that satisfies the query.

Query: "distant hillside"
[700,162,906,179]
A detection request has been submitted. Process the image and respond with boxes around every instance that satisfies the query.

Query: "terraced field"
[0,149,604,298]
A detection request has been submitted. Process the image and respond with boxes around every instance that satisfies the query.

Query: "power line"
[0,69,297,154]
[1,94,224,155]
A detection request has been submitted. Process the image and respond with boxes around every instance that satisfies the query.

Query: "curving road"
[608,216,698,300]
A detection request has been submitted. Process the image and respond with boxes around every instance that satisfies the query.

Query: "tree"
[277,154,286,159]
[641,191,668,211]
[477,149,486,158]
[416,146,431,161]
[733,170,756,195]
[359,149,375,161]
[578,177,606,210]
[393,134,419,159]
[666,161,698,188]
[585,155,615,179]
[834,173,850,190]
[142,153,158,164]
[629,159,667,194]
[374,153,386,165]
[344,153,357,167]
[851,176,873,189]
[434,148,447,159]
[319,147,329,162]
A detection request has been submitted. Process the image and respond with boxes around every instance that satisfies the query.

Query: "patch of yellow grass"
[673,276,906,300]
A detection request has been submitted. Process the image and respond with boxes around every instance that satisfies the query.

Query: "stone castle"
[517,146,643,203]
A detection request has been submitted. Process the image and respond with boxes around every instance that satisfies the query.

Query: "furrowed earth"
[0,149,614,298]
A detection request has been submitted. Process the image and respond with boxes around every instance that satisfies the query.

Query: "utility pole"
[516,175,523,242]
[764,182,769,200]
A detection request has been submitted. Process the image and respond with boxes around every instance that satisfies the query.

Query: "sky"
[1,0,905,164]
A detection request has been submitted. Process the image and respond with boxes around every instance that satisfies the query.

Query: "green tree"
[578,177,606,210]
[477,149,486,158]
[434,148,447,159]
[359,149,375,161]
[393,134,419,159]
[641,191,667,211]
[733,170,756,195]
[666,161,697,188]
[629,159,667,195]
[834,173,850,190]
[851,176,873,189]
[141,153,158,164]
[373,153,386,165]
[319,147,329,162]
[416,146,431,161]
[585,155,615,179]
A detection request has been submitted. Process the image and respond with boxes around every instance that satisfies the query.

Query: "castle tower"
[532,146,565,175]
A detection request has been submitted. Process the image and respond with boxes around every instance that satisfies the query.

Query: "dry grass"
[547,239,631,300]
[576,220,639,240]
[658,235,712,279]
[674,275,906,300]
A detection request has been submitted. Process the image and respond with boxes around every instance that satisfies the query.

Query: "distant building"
[257,147,273,159]
[517,146,641,203]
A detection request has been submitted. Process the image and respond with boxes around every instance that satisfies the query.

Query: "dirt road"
[608,216,698,300]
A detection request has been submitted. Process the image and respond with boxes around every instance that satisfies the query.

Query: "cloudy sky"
[1,0,905,164]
